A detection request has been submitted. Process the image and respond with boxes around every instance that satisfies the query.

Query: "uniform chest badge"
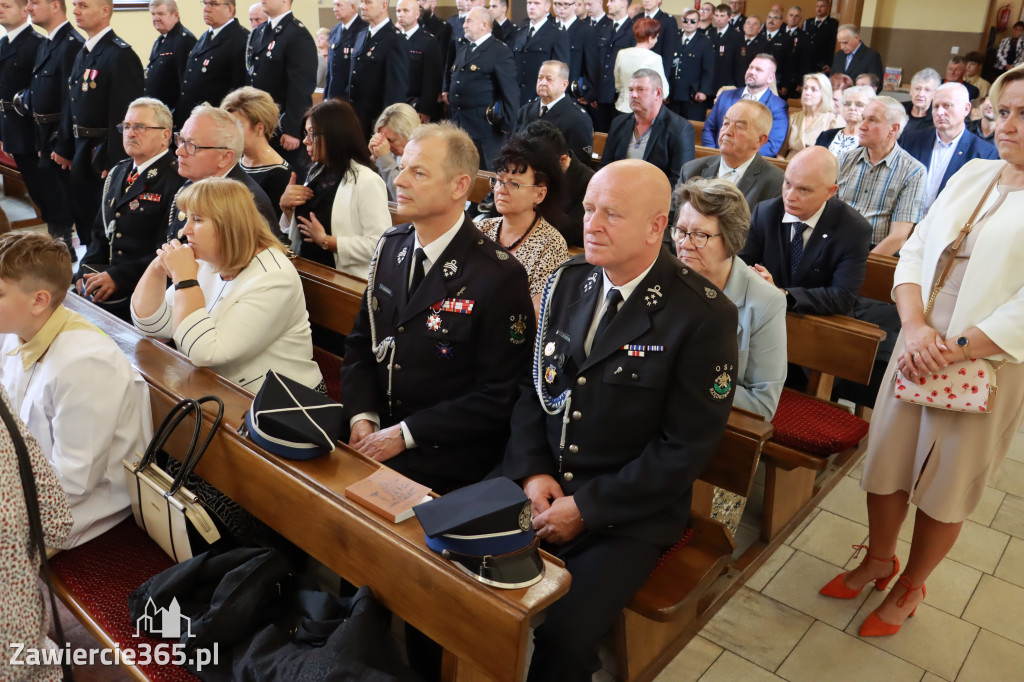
[442,259,458,278]
[470,64,478,71]
[509,314,527,344]
[644,285,663,307]
[544,365,557,384]
[583,271,598,292]
[544,341,556,357]
[267,40,276,57]
[140,192,161,202]
[147,168,158,180]
[436,342,454,359]
[709,363,735,401]
[496,249,509,260]
[177,210,186,221]
[129,199,140,211]
[519,502,532,531]
[426,312,442,331]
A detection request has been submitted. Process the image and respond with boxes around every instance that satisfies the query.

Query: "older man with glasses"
[166,104,278,241]
[74,98,183,321]
[176,0,249,130]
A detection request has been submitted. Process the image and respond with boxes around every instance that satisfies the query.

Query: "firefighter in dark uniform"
[246,0,316,175]
[341,123,533,491]
[347,0,409,141]
[761,8,796,97]
[143,0,197,115]
[446,7,517,171]
[175,0,248,130]
[504,159,738,682]
[25,0,83,256]
[670,8,714,121]
[322,0,366,101]
[511,0,569,107]
[52,0,143,249]
[75,98,183,322]
[551,2,598,104]
[593,6,632,132]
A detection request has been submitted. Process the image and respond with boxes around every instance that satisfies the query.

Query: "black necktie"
[409,247,427,293]
[540,104,548,116]
[528,26,535,40]
[590,288,622,353]
[467,42,475,56]
[613,22,620,33]
[790,223,809,279]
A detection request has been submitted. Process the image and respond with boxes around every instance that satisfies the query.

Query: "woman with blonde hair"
[369,103,421,201]
[778,72,844,160]
[222,87,291,220]
[132,177,322,393]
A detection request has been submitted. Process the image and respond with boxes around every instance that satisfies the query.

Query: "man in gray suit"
[679,99,783,209]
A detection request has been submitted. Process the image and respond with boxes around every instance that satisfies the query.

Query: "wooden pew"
[0,150,44,230]
[689,119,704,147]
[470,170,496,204]
[694,145,789,172]
[293,256,367,337]
[592,131,607,165]
[859,252,898,303]
[61,295,572,682]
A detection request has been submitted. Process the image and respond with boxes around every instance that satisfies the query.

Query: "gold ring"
[912,351,921,358]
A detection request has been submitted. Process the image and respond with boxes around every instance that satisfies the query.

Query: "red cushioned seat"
[649,526,695,576]
[312,347,342,402]
[50,519,198,682]
[0,148,16,169]
[770,390,869,456]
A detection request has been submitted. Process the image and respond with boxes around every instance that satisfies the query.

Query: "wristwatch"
[174,279,200,291]
[956,335,970,360]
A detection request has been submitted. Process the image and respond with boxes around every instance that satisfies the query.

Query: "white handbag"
[123,396,224,562]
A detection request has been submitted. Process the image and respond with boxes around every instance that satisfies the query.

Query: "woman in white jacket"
[612,17,669,114]
[282,99,391,279]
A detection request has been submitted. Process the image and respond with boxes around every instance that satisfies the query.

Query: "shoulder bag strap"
[168,396,224,495]
[0,394,75,681]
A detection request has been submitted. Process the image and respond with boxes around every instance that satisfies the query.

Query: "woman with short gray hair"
[904,67,941,136]
[370,103,421,200]
[671,177,787,532]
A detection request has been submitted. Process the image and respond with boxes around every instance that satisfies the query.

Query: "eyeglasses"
[174,133,229,156]
[117,122,167,134]
[552,1,576,7]
[682,18,698,24]
[200,1,228,7]
[489,176,542,192]
[671,227,720,248]
[303,130,323,140]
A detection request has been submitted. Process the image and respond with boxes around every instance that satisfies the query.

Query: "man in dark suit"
[446,8,518,170]
[348,0,409,141]
[52,0,143,250]
[75,98,183,321]
[488,0,515,43]
[901,83,998,214]
[323,0,366,101]
[739,146,871,316]
[681,99,784,209]
[639,0,678,84]
[246,0,316,174]
[143,0,196,114]
[514,60,593,164]
[505,158,737,682]
[418,0,451,60]
[761,7,796,97]
[734,15,770,86]
[512,0,569,106]
[830,24,883,84]
[584,0,610,32]
[395,0,442,122]
[26,0,83,257]
[552,0,599,103]
[670,8,713,120]
[703,55,789,157]
[166,105,277,241]
[176,0,249,129]
[342,123,533,491]
[601,68,693,187]
[801,0,837,73]
[592,0,632,132]
[708,4,741,94]
[727,0,745,29]
[783,4,811,91]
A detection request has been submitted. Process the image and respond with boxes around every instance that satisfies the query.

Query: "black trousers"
[12,151,75,250]
[69,174,103,248]
[669,99,708,123]
[591,102,618,133]
[527,533,664,682]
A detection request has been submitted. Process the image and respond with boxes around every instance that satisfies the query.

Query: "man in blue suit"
[702,54,788,157]
[901,83,998,214]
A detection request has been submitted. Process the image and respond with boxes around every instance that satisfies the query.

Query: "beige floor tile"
[848,458,866,482]
[747,545,795,592]
[845,593,977,681]
[921,674,946,682]
[654,636,722,682]
[919,558,984,618]
[790,510,868,566]
[945,520,1010,574]
[990,458,1024,498]
[776,621,924,682]
[966,486,1006,527]
[956,628,1024,682]
[784,508,820,547]
[701,587,813,670]
[698,651,784,682]
[819,475,869,526]
[962,575,1024,645]
[763,549,873,630]
[994,537,1024,590]
[1006,430,1024,463]
[991,494,1024,540]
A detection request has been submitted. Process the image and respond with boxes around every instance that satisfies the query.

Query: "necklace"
[497,213,540,252]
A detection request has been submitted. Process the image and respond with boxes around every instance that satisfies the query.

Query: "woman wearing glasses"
[281,99,391,277]
[672,177,787,533]
[477,136,569,313]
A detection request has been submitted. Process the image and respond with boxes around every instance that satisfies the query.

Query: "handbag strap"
[0,394,75,681]
[923,165,1004,317]
[136,397,203,472]
[168,396,224,495]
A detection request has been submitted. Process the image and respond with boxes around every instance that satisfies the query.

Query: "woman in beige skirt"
[818,68,1024,637]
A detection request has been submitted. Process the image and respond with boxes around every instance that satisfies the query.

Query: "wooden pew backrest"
[786,311,886,387]
[860,253,898,303]
[693,145,789,172]
[470,171,496,204]
[294,257,367,337]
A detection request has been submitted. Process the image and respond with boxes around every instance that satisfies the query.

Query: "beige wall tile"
[991,494,1024,540]
[962,575,1024,645]
[698,651,784,682]
[747,544,795,592]
[702,587,813,670]
[994,537,1024,590]
[790,510,869,566]
[654,636,722,682]
[763,550,873,630]
[956,629,1024,682]
[945,520,1009,574]
[776,621,924,682]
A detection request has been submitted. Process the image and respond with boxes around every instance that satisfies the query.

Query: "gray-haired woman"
[370,103,421,201]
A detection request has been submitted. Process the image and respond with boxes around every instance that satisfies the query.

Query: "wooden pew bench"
[0,149,44,230]
[690,119,704,147]
[859,252,898,303]
[59,296,573,682]
[694,145,789,172]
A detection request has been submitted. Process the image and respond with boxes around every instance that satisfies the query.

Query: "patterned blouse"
[0,386,73,682]
[828,129,860,157]
[479,216,570,298]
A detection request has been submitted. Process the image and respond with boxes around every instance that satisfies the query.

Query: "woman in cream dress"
[778,73,844,160]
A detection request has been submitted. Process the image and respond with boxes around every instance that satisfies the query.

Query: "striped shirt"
[836,143,927,245]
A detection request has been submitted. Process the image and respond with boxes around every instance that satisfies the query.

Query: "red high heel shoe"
[819,545,899,599]
[859,575,927,637]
